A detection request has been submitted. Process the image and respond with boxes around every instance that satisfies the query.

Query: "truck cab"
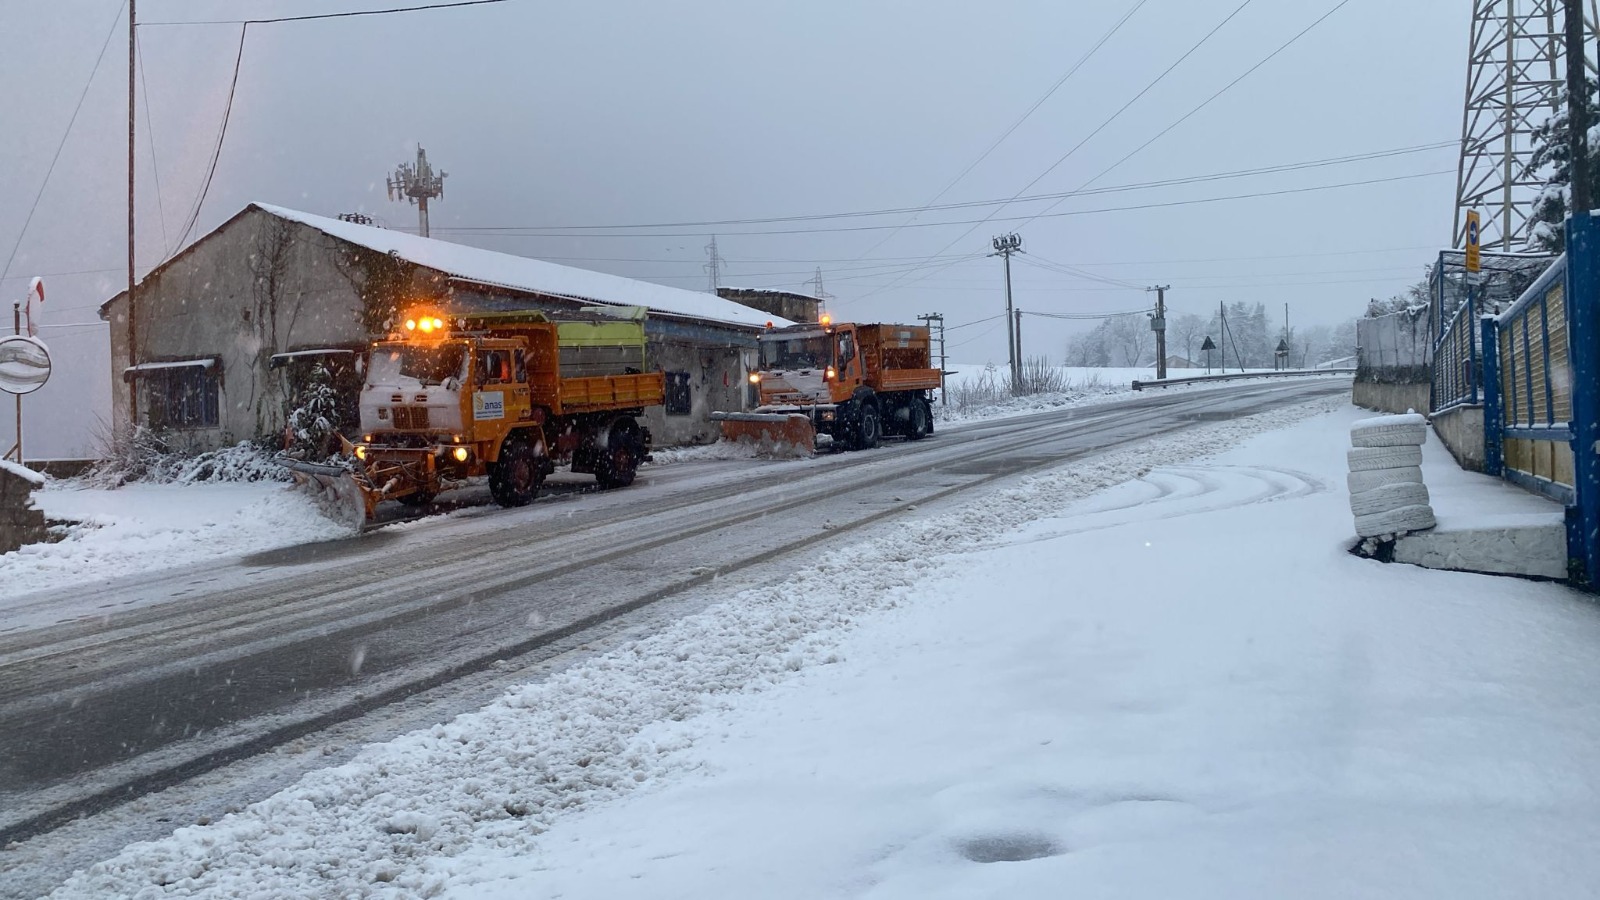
[749,319,939,450]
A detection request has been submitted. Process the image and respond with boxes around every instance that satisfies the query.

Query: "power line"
[853,0,1259,302]
[1023,308,1151,320]
[430,140,1452,235]
[847,0,1151,262]
[1015,0,1356,232]
[172,24,247,252]
[141,0,512,26]
[1,2,127,284]
[414,170,1447,241]
[946,313,1010,332]
[135,27,170,255]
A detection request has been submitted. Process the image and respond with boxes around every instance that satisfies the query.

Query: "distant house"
[715,287,820,325]
[1163,355,1197,369]
[99,203,791,451]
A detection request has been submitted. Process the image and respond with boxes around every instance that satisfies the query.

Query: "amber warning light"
[404,315,446,333]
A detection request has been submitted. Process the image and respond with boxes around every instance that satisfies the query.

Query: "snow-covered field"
[48,395,1600,899]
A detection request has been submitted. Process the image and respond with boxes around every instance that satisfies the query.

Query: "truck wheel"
[906,399,930,441]
[489,439,543,507]
[596,420,641,489]
[857,404,880,450]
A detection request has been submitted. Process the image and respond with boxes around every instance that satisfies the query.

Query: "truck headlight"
[748,373,761,384]
[452,447,469,462]
[354,445,368,460]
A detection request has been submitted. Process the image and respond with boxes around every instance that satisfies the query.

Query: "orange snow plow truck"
[282,306,664,525]
[713,319,941,452]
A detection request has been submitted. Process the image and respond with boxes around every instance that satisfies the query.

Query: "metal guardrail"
[1131,368,1355,391]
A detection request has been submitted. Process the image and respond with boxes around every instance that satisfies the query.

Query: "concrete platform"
[1389,426,1567,580]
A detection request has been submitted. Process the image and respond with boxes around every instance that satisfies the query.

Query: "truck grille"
[391,406,429,430]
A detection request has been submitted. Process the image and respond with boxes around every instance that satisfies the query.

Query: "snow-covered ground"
[1,482,351,604]
[50,396,1600,899]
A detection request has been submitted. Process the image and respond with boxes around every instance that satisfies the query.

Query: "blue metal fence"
[1484,255,1573,505]
[1432,289,1479,412]
[1473,213,1600,585]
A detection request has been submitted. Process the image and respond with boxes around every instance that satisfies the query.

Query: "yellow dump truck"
[715,319,942,451]
[284,306,664,522]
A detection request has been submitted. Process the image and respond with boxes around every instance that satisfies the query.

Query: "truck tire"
[1349,482,1430,517]
[857,403,881,450]
[489,439,543,507]
[596,419,642,489]
[1347,466,1423,493]
[1347,445,1423,472]
[906,398,930,441]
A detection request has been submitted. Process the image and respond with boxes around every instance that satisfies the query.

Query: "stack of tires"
[1348,413,1436,538]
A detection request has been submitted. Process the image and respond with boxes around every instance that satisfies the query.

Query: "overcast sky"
[0,0,1465,457]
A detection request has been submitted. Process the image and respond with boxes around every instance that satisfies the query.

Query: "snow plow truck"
[281,306,664,524]
[713,318,942,452]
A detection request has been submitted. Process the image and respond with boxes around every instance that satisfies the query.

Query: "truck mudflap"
[710,410,817,457]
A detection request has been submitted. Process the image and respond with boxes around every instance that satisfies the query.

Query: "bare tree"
[1105,314,1151,366]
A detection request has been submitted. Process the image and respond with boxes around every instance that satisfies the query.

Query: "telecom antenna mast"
[387,145,447,238]
[1454,0,1598,251]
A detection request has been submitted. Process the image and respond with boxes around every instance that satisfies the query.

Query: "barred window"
[148,366,220,429]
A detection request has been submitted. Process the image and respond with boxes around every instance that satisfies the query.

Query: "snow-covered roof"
[256,204,791,330]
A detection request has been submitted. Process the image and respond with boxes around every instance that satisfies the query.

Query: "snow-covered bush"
[285,363,343,459]
[81,425,289,487]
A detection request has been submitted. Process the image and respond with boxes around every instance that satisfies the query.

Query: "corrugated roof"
[257,204,789,330]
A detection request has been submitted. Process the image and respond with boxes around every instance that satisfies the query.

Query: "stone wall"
[0,464,50,554]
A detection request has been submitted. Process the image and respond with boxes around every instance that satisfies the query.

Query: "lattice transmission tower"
[1454,0,1598,252]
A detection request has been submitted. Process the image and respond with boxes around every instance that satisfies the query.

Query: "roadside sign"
[0,335,50,395]
[1465,210,1481,273]
[1200,336,1216,351]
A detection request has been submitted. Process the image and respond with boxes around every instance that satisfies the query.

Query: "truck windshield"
[369,342,467,388]
[759,333,831,370]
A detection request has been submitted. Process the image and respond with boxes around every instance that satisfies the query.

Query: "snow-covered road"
[39,391,1600,899]
[1,381,1346,860]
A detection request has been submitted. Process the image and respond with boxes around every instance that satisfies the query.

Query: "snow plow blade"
[710,411,816,457]
[274,456,373,530]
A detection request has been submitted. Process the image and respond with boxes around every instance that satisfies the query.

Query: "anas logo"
[472,390,505,421]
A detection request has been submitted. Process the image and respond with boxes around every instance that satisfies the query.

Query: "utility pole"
[1147,284,1169,380]
[1568,0,1592,215]
[989,233,1023,393]
[10,302,19,463]
[387,145,447,238]
[1014,308,1023,385]
[127,0,137,432]
[704,236,724,293]
[918,312,947,405]
[1218,300,1227,374]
